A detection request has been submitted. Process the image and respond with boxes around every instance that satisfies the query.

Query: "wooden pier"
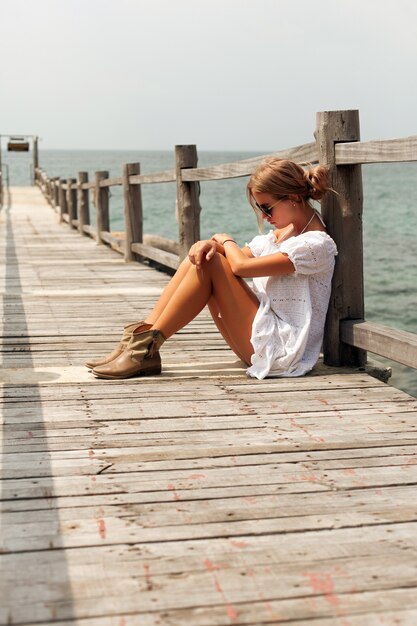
[2,185,417,625]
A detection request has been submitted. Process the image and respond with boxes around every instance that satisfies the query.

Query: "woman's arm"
[212,233,294,278]
[189,238,254,269]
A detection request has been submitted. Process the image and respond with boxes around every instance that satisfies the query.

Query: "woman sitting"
[86,158,337,380]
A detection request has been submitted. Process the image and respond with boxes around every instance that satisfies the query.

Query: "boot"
[91,328,166,380]
[84,321,151,369]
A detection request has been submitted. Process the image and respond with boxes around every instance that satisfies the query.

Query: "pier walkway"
[1,187,417,625]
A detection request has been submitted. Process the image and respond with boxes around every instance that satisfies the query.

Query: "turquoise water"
[3,149,417,397]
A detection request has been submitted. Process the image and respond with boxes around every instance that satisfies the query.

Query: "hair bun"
[305,165,330,201]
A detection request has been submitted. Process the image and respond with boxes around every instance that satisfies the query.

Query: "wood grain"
[2,185,417,626]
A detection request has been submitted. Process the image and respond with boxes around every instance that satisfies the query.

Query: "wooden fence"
[31,110,417,373]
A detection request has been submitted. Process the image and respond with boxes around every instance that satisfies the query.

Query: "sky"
[1,0,416,151]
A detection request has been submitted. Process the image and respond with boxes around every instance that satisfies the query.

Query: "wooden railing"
[34,109,417,373]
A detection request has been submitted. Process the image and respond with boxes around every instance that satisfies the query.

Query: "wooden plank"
[80,181,96,190]
[128,169,176,184]
[99,231,124,254]
[336,135,417,164]
[181,142,318,181]
[2,186,417,625]
[341,319,417,369]
[82,224,96,239]
[143,233,179,255]
[131,242,179,269]
[98,176,123,187]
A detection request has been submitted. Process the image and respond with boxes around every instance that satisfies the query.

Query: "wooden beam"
[129,170,176,185]
[131,242,179,270]
[315,110,366,368]
[336,136,417,165]
[181,142,318,182]
[82,224,97,239]
[143,234,180,255]
[341,320,417,370]
[99,176,123,187]
[100,231,125,254]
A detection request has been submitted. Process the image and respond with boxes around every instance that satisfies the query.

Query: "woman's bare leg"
[144,258,194,324]
[151,253,259,364]
[207,298,248,363]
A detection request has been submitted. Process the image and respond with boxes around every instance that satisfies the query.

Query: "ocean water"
[3,149,417,398]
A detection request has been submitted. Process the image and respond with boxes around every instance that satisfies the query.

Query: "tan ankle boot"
[91,328,166,380]
[84,321,151,369]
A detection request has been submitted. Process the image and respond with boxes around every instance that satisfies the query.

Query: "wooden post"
[58,179,68,223]
[122,162,143,262]
[53,178,60,210]
[95,171,109,244]
[315,109,366,367]
[78,172,90,235]
[175,145,201,260]
[32,136,39,185]
[66,178,77,227]
[47,177,53,206]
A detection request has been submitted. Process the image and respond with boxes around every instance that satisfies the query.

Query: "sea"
[3,149,417,398]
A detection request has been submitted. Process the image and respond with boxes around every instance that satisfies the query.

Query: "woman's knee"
[206,251,233,272]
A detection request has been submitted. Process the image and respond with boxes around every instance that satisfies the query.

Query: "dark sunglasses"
[250,195,285,218]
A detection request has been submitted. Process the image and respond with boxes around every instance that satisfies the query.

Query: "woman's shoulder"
[299,230,337,251]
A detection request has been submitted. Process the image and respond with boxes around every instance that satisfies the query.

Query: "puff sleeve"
[247,232,277,258]
[279,233,337,275]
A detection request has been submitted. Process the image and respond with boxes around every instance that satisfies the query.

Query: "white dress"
[247,229,338,379]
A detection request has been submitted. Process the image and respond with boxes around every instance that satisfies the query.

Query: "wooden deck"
[1,187,417,626]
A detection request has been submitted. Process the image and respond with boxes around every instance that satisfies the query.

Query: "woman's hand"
[188,240,218,269]
[211,233,234,246]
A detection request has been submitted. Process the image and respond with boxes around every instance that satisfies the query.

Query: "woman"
[86,158,337,380]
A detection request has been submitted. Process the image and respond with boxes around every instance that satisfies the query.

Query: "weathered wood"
[94,170,109,244]
[77,172,90,235]
[129,169,176,185]
[182,142,318,181]
[3,155,417,623]
[99,176,123,187]
[336,135,417,164]
[341,320,417,369]
[66,177,77,227]
[82,224,97,239]
[131,242,179,270]
[315,110,366,367]
[52,177,60,209]
[100,231,124,254]
[57,178,68,223]
[143,234,180,255]
[175,145,201,260]
[80,181,96,190]
[122,162,142,262]
[32,136,39,184]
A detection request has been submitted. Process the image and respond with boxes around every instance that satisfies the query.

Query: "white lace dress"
[246,230,338,379]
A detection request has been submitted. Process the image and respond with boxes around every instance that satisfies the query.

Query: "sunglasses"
[250,195,286,218]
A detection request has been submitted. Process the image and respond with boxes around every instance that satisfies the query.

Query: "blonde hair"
[247,158,330,208]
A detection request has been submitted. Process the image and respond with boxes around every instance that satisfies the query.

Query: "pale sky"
[1,0,416,150]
